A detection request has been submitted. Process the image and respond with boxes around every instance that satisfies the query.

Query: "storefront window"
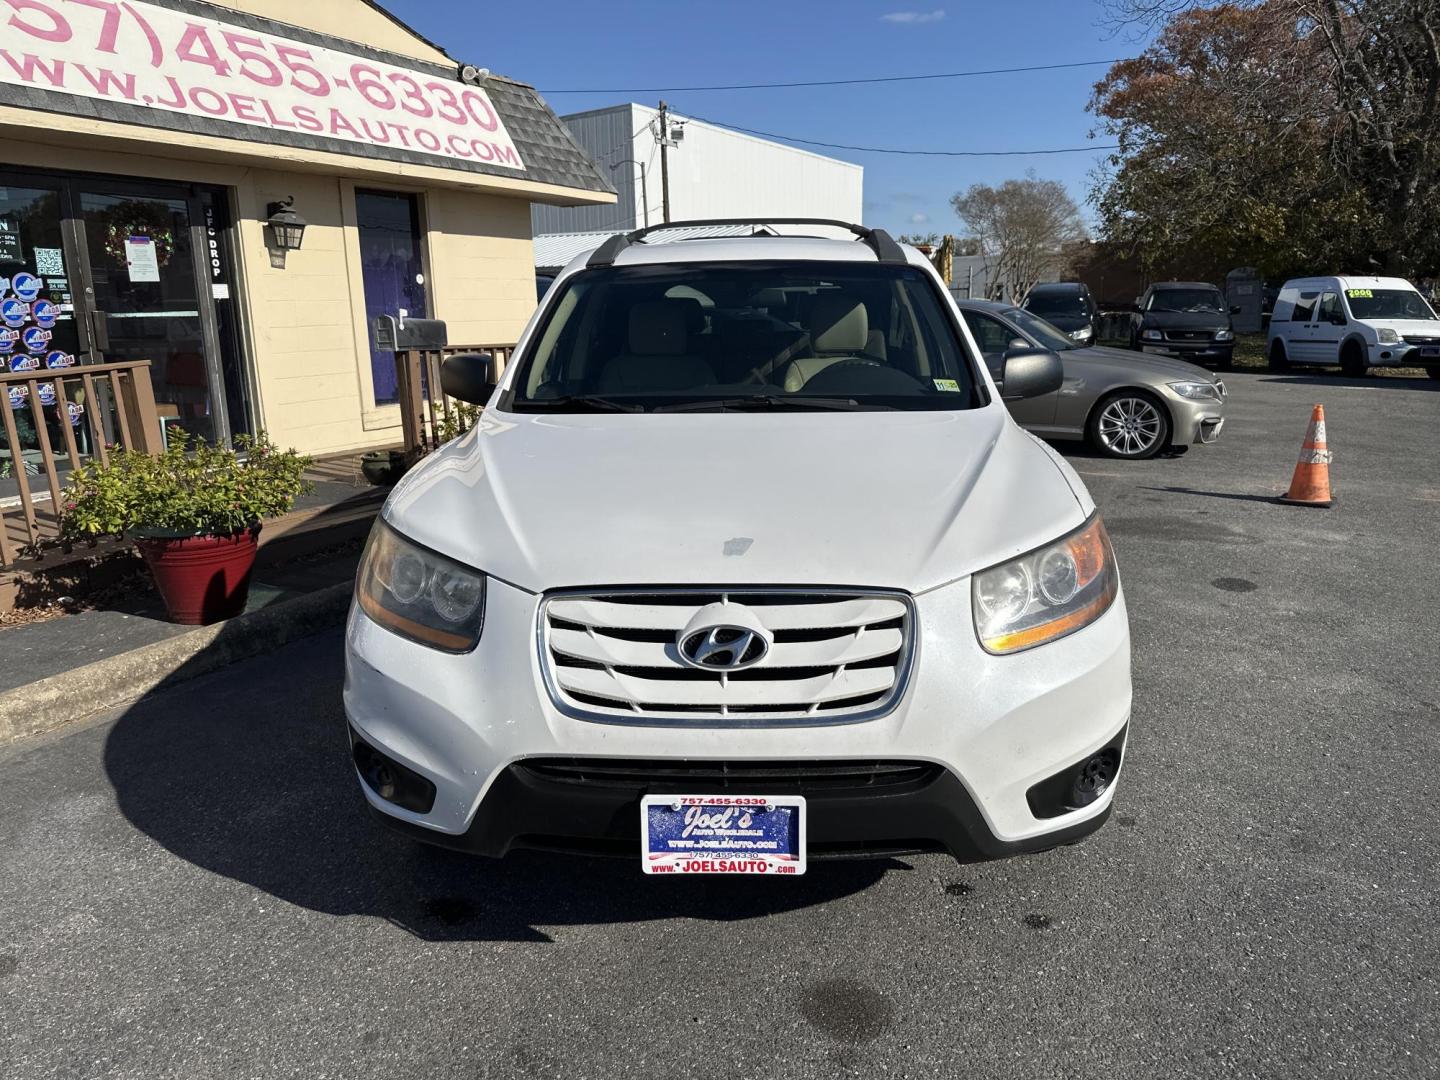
[356,191,427,406]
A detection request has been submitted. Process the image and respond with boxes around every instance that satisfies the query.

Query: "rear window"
[504,261,984,412]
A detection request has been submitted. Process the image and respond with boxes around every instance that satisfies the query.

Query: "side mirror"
[440,352,496,405]
[1001,346,1064,401]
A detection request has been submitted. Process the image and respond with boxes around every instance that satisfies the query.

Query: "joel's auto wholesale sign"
[0,0,524,170]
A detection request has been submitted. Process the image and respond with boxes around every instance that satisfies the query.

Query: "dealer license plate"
[641,794,806,875]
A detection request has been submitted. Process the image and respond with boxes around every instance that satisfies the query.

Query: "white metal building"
[531,103,863,236]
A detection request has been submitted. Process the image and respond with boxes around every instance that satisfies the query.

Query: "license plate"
[1422,346,1439,357]
[641,794,806,875]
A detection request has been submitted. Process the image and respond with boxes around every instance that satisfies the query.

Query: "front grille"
[1164,329,1216,342]
[517,758,941,792]
[540,589,913,723]
[1403,335,1440,345]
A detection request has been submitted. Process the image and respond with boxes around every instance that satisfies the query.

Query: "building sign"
[0,0,525,170]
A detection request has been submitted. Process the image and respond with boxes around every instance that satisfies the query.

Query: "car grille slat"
[517,757,941,791]
[541,589,913,723]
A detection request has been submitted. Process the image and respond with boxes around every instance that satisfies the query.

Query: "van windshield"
[1344,288,1436,321]
[504,262,983,412]
[1025,291,1089,318]
[1147,288,1226,313]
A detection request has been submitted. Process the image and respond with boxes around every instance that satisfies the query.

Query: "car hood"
[1139,310,1231,331]
[382,407,1086,595]
[1369,318,1440,336]
[1069,345,1219,382]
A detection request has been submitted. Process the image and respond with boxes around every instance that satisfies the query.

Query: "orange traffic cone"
[1278,404,1334,507]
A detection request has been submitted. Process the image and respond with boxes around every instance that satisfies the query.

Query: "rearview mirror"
[1000,346,1064,401]
[440,352,496,405]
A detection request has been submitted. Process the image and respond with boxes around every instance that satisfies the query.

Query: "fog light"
[351,730,437,814]
[1067,749,1120,809]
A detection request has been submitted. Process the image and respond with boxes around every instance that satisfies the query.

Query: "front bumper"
[1141,342,1233,363]
[343,578,1132,861]
[1163,393,1226,445]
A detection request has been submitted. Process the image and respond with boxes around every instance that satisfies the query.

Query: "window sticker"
[1346,288,1373,299]
[933,378,961,393]
[33,248,65,277]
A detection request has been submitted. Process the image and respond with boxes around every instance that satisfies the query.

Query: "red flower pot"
[135,526,261,625]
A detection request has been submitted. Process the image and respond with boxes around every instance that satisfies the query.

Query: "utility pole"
[658,100,671,223]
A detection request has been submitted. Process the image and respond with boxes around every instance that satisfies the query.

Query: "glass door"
[356,190,428,406]
[74,186,227,445]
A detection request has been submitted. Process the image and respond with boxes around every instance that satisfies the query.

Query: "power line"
[540,58,1132,94]
[687,113,1118,157]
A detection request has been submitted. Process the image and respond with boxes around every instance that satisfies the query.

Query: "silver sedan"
[957,299,1228,459]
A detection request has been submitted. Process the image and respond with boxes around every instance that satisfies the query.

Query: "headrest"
[628,301,689,356]
[749,289,787,310]
[811,294,869,353]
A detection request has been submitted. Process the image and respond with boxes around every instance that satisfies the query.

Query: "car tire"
[1268,339,1290,371]
[1340,340,1369,378]
[1087,390,1172,460]
[1428,367,1440,381]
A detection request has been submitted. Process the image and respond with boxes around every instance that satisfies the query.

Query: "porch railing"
[394,345,514,462]
[0,360,162,568]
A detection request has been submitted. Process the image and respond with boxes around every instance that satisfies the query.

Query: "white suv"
[344,219,1132,875]
[1268,275,1440,379]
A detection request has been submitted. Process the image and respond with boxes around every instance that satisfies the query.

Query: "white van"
[1267,275,1440,379]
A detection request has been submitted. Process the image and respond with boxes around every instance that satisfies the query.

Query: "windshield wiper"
[652,394,874,413]
[513,394,646,413]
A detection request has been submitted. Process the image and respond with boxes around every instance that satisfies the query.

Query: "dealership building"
[0,0,613,455]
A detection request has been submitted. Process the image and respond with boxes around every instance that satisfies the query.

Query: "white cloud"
[909,212,931,224]
[880,9,946,24]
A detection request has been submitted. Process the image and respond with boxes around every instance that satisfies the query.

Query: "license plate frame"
[641,794,806,875]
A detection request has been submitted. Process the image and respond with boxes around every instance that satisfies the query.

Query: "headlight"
[1070,326,1093,341]
[973,515,1119,655]
[1168,380,1223,401]
[1214,329,1234,342]
[1140,329,1163,341]
[1377,328,1400,344]
[357,522,486,652]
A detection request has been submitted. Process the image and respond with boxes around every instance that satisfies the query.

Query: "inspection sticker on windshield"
[641,795,806,875]
[933,378,961,393]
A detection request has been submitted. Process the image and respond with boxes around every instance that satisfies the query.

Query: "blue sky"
[382,1,1149,237]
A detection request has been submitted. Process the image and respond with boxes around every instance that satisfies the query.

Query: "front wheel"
[1088,391,1171,460]
[1340,341,1369,378]
[1268,339,1291,371]
[1427,368,1440,382]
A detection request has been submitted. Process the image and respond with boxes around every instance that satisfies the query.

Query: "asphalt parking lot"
[2,370,1437,1080]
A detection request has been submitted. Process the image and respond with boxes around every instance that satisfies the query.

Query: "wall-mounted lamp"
[265,196,307,251]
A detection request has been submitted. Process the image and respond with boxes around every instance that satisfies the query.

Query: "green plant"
[60,431,312,541]
[435,402,482,444]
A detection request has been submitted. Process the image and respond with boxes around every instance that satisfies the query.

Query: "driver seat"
[778,294,886,391]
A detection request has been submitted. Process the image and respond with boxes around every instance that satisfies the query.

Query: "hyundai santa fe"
[345,219,1132,875]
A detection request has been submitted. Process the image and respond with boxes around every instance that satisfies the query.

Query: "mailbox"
[373,314,448,352]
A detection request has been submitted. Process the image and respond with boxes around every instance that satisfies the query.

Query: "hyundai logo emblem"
[677,625,769,671]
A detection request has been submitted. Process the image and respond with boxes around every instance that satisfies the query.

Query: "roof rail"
[585,218,909,269]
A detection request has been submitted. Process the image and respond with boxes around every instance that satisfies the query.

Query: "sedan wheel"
[1089,393,1170,459]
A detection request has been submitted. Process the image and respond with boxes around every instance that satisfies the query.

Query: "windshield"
[1344,288,1437,321]
[504,261,983,412]
[1024,291,1089,318]
[1148,288,1225,314]
[1005,308,1077,352]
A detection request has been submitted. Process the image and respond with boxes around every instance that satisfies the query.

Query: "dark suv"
[1022,282,1097,345]
[1129,282,1238,369]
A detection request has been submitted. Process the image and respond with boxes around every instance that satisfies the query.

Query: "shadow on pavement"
[1140,485,1281,504]
[1257,372,1438,390]
[101,627,894,943]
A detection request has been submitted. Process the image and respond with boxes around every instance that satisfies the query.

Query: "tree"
[1091,0,1440,275]
[950,175,1087,301]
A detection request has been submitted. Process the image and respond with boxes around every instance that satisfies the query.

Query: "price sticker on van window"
[933,378,961,393]
[1346,289,1373,299]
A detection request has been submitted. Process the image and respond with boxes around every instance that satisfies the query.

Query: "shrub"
[61,431,312,541]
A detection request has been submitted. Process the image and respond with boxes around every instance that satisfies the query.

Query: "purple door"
[356,191,427,405]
